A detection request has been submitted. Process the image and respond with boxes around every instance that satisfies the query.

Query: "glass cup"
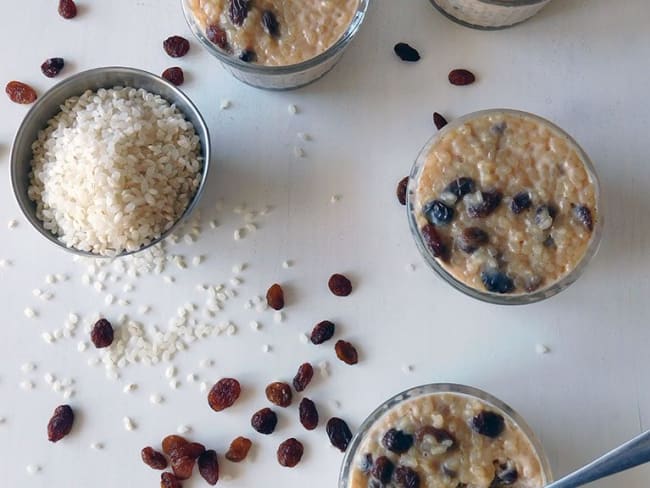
[429,0,552,30]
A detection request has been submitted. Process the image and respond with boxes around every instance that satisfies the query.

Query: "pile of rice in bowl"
[28,87,203,256]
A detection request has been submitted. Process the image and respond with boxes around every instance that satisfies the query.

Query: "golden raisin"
[266,283,285,310]
[208,378,241,412]
[225,436,252,462]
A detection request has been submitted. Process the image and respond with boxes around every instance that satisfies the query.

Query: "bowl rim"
[10,66,211,259]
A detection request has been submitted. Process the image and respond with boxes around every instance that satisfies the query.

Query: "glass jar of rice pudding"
[339,383,552,488]
[407,109,602,305]
[429,0,552,30]
[182,0,370,90]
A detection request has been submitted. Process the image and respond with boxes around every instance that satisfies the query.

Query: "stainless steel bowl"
[10,66,211,258]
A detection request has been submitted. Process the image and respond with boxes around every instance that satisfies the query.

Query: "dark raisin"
[162,67,184,86]
[394,43,420,62]
[47,404,74,442]
[160,472,182,488]
[141,447,168,470]
[266,283,284,310]
[326,417,353,452]
[293,362,314,392]
[251,407,277,434]
[510,192,532,214]
[481,270,515,294]
[420,224,449,261]
[491,460,518,486]
[198,450,219,485]
[90,318,114,348]
[445,177,475,199]
[239,49,257,62]
[328,274,352,296]
[394,466,421,488]
[457,227,489,254]
[424,200,455,226]
[229,0,251,26]
[467,190,503,218]
[262,10,280,37]
[335,340,358,365]
[277,438,303,467]
[448,69,476,86]
[310,320,335,344]
[299,398,319,431]
[5,81,37,104]
[170,442,205,460]
[415,426,456,454]
[206,24,228,49]
[382,428,413,454]
[170,455,195,480]
[371,456,394,483]
[265,382,292,407]
[58,0,77,19]
[534,204,556,230]
[433,112,448,130]
[207,378,241,412]
[225,436,252,462]
[572,204,594,232]
[163,36,190,58]
[162,435,189,455]
[492,122,507,134]
[41,58,65,78]
[543,235,556,249]
[472,411,505,438]
[397,176,409,205]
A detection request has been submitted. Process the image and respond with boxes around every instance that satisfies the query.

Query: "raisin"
[225,436,252,462]
[170,442,205,460]
[239,49,257,62]
[534,204,556,230]
[394,466,421,488]
[229,0,250,26]
[335,340,358,365]
[543,235,556,249]
[326,417,352,452]
[262,10,280,37]
[572,204,594,232]
[467,190,503,218]
[328,274,352,296]
[457,227,489,254]
[421,224,449,261]
[293,362,314,392]
[162,67,184,86]
[208,378,241,412]
[41,58,65,78]
[277,438,303,467]
[265,382,292,407]
[371,456,394,483]
[90,318,113,348]
[397,176,409,205]
[198,450,219,485]
[445,177,475,199]
[47,404,74,442]
[448,69,476,86]
[310,320,335,344]
[266,283,285,310]
[491,460,518,486]
[5,81,37,104]
[251,407,277,434]
[415,426,456,455]
[472,411,505,438]
[162,435,189,455]
[481,270,515,294]
[424,200,455,226]
[510,192,532,214]
[141,447,168,470]
[433,112,449,130]
[394,43,420,62]
[160,472,182,488]
[58,0,77,19]
[206,24,228,49]
[382,428,413,454]
[299,398,319,431]
[170,455,195,480]
[163,36,190,58]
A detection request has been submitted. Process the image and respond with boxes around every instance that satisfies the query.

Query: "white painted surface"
[0,0,649,486]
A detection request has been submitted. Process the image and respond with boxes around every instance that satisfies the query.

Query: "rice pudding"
[187,0,359,66]
[410,110,600,299]
[430,0,552,29]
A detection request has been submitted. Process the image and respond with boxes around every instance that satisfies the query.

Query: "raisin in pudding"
[408,109,601,303]
[341,385,551,488]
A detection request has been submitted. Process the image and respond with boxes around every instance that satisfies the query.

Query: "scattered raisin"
[481,270,515,294]
[170,455,195,480]
[424,200,455,225]
[225,436,252,462]
[299,398,319,431]
[472,411,505,438]
[397,176,409,205]
[58,0,77,19]
[229,0,251,26]
[251,407,277,434]
[433,112,449,130]
[326,417,352,452]
[292,362,314,392]
[335,340,358,365]
[510,192,532,214]
[262,10,280,37]
[141,447,168,470]
[90,318,114,348]
[394,466,421,488]
[208,378,241,412]
[5,81,37,104]
[162,435,189,455]
[170,442,205,460]
[310,320,335,345]
[491,460,518,486]
[445,177,475,199]
[382,428,414,454]
[448,69,476,86]
[198,450,219,485]
[265,382,292,407]
[328,274,352,296]
[239,49,257,62]
[162,67,184,86]
[163,36,190,58]
[467,190,503,218]
[421,224,449,261]
[277,438,303,467]
[206,24,228,49]
[160,472,182,488]
[394,43,420,62]
[47,404,74,442]
[572,204,594,232]
[266,283,285,310]
[457,227,489,254]
[41,58,65,78]
[371,456,394,483]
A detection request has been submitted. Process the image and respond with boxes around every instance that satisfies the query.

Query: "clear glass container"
[407,109,603,305]
[339,383,553,487]
[181,0,370,90]
[430,0,552,30]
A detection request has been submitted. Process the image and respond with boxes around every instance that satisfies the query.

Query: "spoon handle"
[545,430,650,488]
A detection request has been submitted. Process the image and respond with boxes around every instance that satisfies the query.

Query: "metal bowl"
[10,66,211,258]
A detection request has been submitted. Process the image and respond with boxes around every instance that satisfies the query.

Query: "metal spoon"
[545,430,650,488]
